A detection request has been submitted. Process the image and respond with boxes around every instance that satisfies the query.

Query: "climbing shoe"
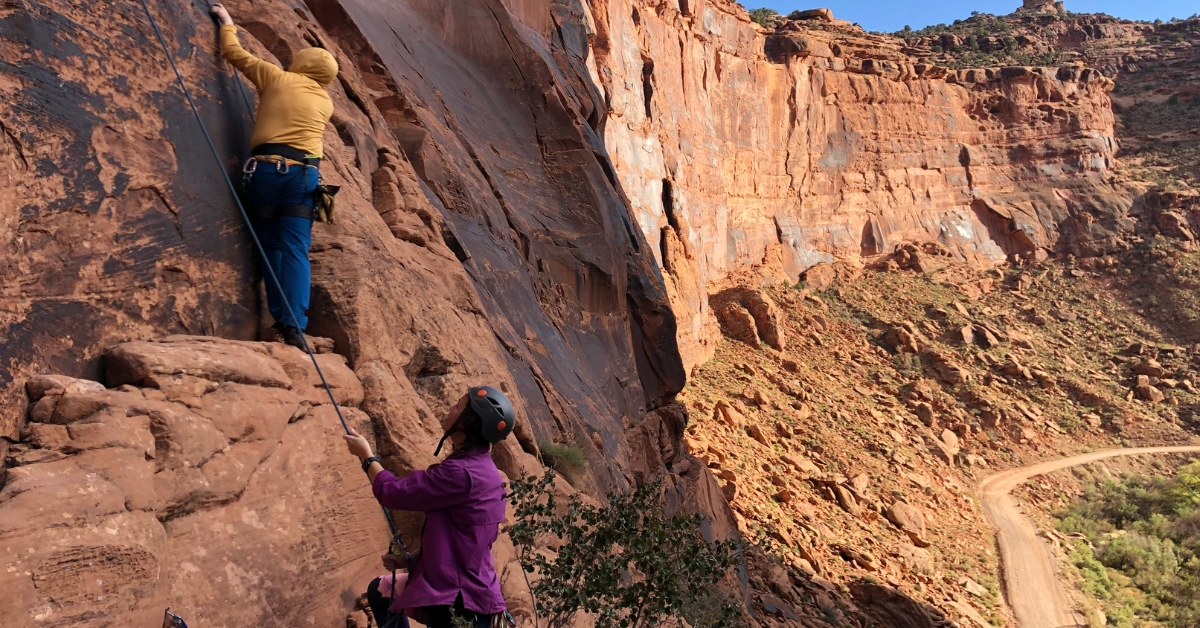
[279,324,306,349]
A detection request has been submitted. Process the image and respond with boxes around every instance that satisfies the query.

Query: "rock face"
[1,0,723,625]
[1,338,389,627]
[1,0,687,494]
[595,0,1126,367]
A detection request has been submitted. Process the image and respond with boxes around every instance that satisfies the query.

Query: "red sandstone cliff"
[591,0,1132,368]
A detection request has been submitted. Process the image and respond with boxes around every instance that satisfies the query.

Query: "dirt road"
[980,446,1200,628]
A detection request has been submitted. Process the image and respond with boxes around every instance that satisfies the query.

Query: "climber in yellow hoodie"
[211,3,337,349]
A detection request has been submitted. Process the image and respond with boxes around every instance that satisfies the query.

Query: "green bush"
[507,472,744,628]
[1056,461,1200,626]
[1168,461,1200,510]
[748,7,777,27]
[538,439,587,486]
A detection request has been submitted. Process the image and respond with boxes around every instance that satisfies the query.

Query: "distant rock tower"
[1018,0,1065,13]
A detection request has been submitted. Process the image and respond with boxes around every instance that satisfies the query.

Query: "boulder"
[916,403,936,427]
[1133,360,1165,377]
[716,302,760,347]
[746,423,769,446]
[930,431,959,465]
[977,327,1001,348]
[801,262,837,291]
[959,576,987,597]
[106,339,292,390]
[833,544,878,570]
[886,501,929,547]
[782,453,821,475]
[833,484,862,516]
[25,375,105,402]
[883,326,921,354]
[1003,359,1034,380]
[935,359,969,385]
[742,289,786,351]
[1135,382,1165,403]
[940,428,960,452]
[715,400,745,427]
[894,543,933,575]
[790,8,834,21]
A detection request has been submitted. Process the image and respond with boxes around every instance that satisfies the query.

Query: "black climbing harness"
[134,0,398,531]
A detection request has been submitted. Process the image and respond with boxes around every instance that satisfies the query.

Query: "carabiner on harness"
[241,157,258,192]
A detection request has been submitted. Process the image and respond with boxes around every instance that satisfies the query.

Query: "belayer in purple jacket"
[343,386,517,628]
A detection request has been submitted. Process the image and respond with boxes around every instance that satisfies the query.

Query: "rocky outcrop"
[1017,0,1065,14]
[1,337,390,626]
[593,0,1129,368]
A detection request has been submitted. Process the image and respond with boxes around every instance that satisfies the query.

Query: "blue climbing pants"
[244,163,318,330]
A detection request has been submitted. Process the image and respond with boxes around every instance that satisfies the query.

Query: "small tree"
[506,472,744,628]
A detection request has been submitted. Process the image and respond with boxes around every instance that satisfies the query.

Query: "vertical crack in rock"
[641,55,654,120]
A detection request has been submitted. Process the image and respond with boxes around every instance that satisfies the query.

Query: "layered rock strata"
[593,0,1127,368]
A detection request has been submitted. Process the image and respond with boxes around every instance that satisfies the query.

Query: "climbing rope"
[134,0,398,537]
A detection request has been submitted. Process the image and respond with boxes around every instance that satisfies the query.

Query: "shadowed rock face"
[592,0,1131,368]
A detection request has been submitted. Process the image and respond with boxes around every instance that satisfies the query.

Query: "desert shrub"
[1056,461,1200,626]
[747,7,777,27]
[538,439,587,485]
[507,472,744,628]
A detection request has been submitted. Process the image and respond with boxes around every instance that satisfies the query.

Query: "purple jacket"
[373,447,508,615]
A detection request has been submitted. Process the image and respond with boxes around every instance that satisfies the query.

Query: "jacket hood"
[288,48,338,86]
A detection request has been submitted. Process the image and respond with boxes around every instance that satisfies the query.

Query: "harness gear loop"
[136,0,397,538]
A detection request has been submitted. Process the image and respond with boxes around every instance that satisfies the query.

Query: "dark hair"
[449,404,491,456]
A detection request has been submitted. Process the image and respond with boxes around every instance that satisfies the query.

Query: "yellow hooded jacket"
[219,25,337,157]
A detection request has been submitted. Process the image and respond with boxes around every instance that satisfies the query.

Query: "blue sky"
[749,1,1200,34]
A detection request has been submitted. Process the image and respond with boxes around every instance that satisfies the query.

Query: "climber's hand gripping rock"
[210,3,233,26]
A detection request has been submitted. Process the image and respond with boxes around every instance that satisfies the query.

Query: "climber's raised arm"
[211,3,284,91]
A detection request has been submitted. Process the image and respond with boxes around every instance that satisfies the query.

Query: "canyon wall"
[592,0,1131,368]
